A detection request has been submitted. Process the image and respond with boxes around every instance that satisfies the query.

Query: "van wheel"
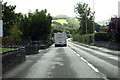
[64,44,67,47]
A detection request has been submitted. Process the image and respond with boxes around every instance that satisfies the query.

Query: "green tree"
[2,2,16,36]
[19,9,52,41]
[9,24,22,44]
[74,2,94,34]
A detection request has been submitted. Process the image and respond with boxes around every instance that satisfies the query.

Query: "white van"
[54,32,67,47]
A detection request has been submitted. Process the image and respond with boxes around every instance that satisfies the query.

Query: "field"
[0,47,16,52]
[52,19,68,25]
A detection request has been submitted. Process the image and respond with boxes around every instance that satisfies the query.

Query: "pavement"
[72,41,120,56]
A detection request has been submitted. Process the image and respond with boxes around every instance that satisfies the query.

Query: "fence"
[2,47,26,74]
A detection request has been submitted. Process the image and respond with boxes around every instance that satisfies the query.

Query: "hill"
[97,20,108,26]
[52,14,80,28]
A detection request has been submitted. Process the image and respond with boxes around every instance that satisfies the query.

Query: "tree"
[9,24,22,44]
[2,2,17,36]
[74,2,94,34]
[19,9,52,41]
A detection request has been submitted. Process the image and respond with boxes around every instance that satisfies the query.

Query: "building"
[108,18,120,43]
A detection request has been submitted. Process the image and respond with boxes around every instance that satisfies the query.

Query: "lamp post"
[86,10,87,34]
[92,0,95,45]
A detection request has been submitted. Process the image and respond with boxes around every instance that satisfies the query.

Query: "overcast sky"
[3,0,120,22]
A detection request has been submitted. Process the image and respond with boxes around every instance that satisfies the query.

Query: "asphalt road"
[3,42,120,80]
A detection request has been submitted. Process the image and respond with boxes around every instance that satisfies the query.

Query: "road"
[3,42,120,80]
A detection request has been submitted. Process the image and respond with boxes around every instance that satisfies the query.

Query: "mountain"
[52,14,80,28]
[97,20,108,26]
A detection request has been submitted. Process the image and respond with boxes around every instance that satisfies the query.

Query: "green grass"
[0,47,16,52]
[52,19,68,25]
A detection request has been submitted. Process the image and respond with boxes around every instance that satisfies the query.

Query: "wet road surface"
[3,42,120,80]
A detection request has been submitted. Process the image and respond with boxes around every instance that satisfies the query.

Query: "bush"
[73,33,79,42]
[67,34,72,38]
[73,32,109,45]
[94,32,108,41]
[73,33,93,44]
[79,34,93,44]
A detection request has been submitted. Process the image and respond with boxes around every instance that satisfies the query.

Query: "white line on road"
[76,54,80,56]
[70,47,77,54]
[69,44,109,80]
[87,63,99,72]
[99,73,109,80]
[81,57,88,62]
[80,57,109,80]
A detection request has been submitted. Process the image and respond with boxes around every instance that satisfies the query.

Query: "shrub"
[73,33,93,44]
[79,34,93,44]
[73,33,79,42]
[67,34,71,38]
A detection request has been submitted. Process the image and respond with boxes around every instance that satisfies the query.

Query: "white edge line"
[88,63,99,72]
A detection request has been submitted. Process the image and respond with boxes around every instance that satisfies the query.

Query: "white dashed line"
[80,57,99,73]
[71,48,77,54]
[70,45,109,80]
[87,63,99,72]
[76,54,80,56]
[81,57,88,62]
[70,48,81,57]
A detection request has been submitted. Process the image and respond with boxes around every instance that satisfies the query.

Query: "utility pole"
[0,0,3,37]
[93,0,95,45]
[0,1,3,79]
[86,10,87,34]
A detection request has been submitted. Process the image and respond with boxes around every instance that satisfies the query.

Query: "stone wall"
[95,41,120,50]
[2,47,26,74]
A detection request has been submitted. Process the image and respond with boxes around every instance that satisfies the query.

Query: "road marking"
[81,57,87,62]
[99,73,109,80]
[76,54,80,56]
[87,63,99,72]
[70,48,80,56]
[69,43,109,80]
[70,47,77,54]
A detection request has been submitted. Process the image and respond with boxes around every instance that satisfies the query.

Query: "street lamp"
[92,0,95,45]
[86,10,87,34]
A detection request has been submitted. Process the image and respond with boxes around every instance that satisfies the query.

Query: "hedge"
[94,32,109,41]
[73,32,109,45]
[73,33,79,42]
[73,33,93,44]
[80,34,93,44]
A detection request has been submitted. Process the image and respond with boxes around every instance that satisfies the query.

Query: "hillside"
[97,20,108,26]
[52,15,80,28]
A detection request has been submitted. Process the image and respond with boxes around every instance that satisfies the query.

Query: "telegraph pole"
[0,0,3,38]
[93,0,95,45]
[86,10,87,34]
[0,1,3,79]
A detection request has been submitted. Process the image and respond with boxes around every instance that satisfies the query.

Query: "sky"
[3,0,120,22]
